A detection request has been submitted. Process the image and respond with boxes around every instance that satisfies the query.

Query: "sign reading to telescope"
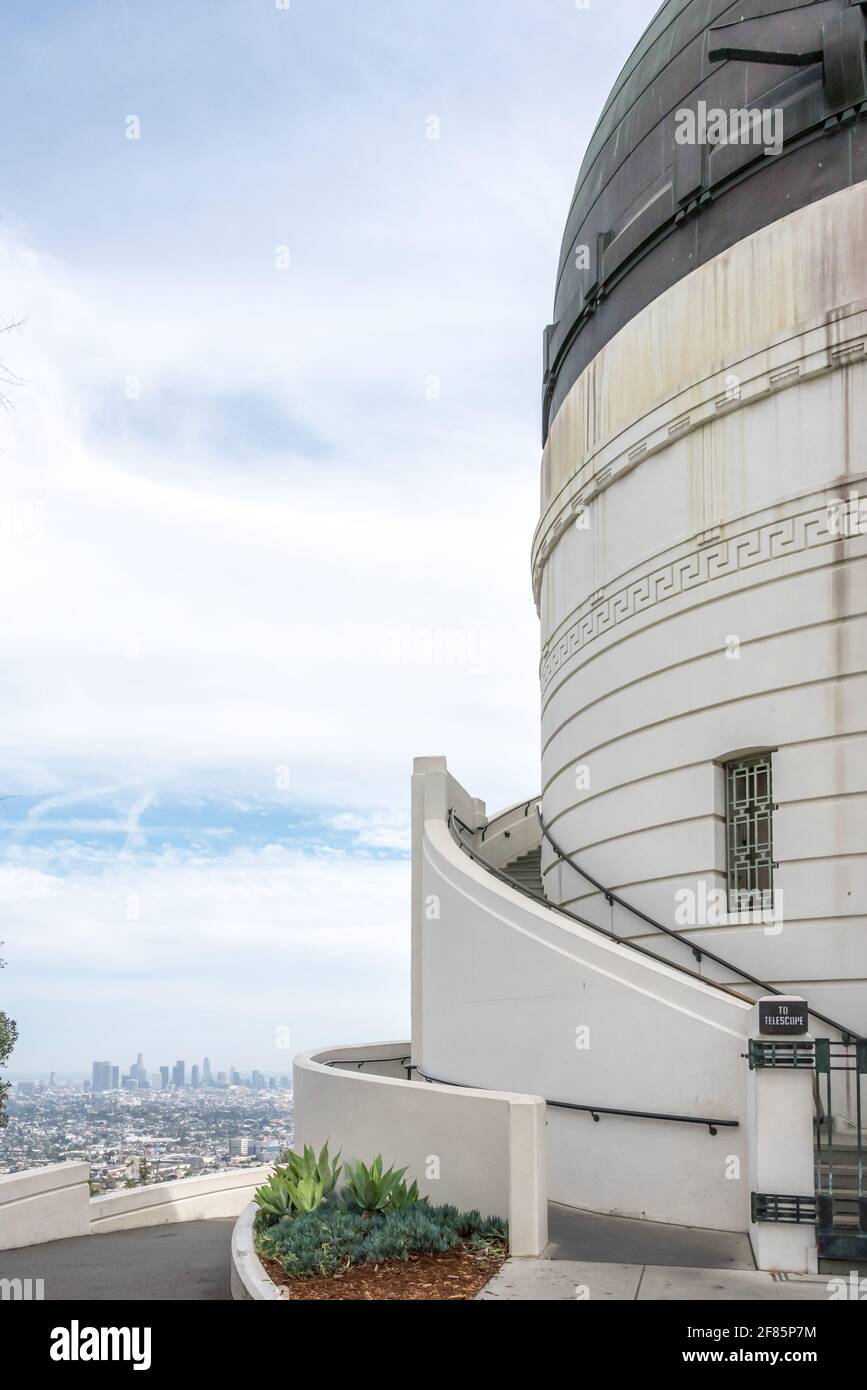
[758,998,809,1036]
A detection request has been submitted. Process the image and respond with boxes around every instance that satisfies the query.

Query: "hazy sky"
[0,0,660,1076]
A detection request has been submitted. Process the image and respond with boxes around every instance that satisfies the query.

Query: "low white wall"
[293,1042,548,1257]
[231,1202,284,1301]
[414,757,754,1232]
[0,1162,91,1251]
[90,1166,270,1234]
[0,1163,271,1249]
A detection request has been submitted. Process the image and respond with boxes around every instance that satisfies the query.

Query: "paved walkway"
[546,1202,755,1269]
[477,1203,842,1301]
[1,1205,849,1302]
[478,1260,840,1301]
[0,1220,234,1300]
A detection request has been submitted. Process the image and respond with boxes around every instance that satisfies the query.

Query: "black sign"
[759,998,808,1036]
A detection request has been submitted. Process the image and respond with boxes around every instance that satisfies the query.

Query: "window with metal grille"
[725,755,774,912]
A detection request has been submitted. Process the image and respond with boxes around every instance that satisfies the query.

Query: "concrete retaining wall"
[231,1202,284,1301]
[293,1042,548,1256]
[413,757,753,1232]
[0,1162,91,1251]
[0,1163,270,1249]
[90,1166,270,1234]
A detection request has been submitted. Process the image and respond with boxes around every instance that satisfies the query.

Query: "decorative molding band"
[539,502,865,697]
[532,306,867,610]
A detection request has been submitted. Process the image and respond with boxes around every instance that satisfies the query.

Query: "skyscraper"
[202,1056,212,1086]
[110,1066,120,1090]
[159,1066,169,1091]
[91,1061,111,1092]
[191,1064,200,1088]
[172,1060,185,1089]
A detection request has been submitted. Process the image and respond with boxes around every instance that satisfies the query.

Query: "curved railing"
[324,1047,739,1137]
[415,1065,736,1137]
[537,812,863,1044]
[449,808,753,1005]
[452,800,861,1042]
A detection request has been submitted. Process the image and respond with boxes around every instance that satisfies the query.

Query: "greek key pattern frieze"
[540,508,840,693]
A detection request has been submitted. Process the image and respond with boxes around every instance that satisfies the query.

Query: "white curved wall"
[293,1041,548,1257]
[535,184,867,1033]
[90,1166,270,1234]
[0,1163,269,1249]
[0,1162,91,1251]
[413,758,753,1231]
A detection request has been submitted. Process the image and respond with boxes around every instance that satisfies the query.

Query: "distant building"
[159,1066,169,1091]
[229,1137,249,1156]
[110,1066,120,1090]
[91,1061,111,1093]
[202,1057,212,1085]
[191,1065,200,1088]
[172,1060,185,1089]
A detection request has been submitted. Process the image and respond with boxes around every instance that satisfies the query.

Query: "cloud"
[0,0,663,1071]
[1,838,410,1073]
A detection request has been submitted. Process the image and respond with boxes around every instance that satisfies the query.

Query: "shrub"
[257,1204,368,1277]
[254,1196,506,1279]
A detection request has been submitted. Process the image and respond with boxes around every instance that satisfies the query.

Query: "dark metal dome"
[543,0,867,442]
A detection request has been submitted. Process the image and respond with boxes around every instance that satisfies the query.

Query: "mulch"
[261,1245,505,1301]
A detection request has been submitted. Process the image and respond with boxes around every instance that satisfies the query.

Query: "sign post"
[746,996,818,1273]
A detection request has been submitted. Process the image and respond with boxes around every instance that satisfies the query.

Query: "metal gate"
[815,1038,867,1261]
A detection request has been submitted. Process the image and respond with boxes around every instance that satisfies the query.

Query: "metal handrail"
[448,809,754,1006]
[321,1052,736,1135]
[324,1056,411,1069]
[415,1066,736,1136]
[537,812,862,1044]
[479,797,539,842]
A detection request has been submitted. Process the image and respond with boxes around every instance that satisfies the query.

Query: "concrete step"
[502,847,544,899]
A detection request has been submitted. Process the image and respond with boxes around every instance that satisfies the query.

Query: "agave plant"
[253,1172,294,1226]
[341,1155,409,1213]
[387,1178,421,1211]
[277,1140,342,1196]
[281,1174,325,1214]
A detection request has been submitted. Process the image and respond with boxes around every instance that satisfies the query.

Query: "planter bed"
[247,1145,508,1301]
[259,1245,505,1300]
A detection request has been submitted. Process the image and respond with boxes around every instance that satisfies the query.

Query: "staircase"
[503,846,544,899]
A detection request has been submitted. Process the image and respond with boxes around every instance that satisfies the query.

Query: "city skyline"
[8,1052,293,1086]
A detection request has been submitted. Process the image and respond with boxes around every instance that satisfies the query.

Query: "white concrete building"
[296,0,867,1270]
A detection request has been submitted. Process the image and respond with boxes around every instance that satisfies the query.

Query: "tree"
[0,945,17,1128]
